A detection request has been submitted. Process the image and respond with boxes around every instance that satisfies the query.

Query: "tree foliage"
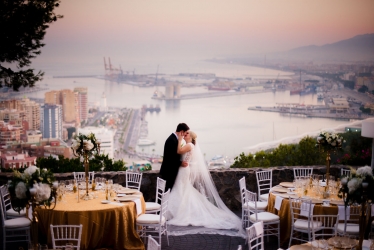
[231,133,370,168]
[0,0,62,90]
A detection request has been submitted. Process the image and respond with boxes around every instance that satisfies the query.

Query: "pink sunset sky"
[37,0,374,63]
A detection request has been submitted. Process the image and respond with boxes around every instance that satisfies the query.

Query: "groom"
[160,123,190,191]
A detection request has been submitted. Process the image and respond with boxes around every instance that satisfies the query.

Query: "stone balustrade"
[0,165,354,211]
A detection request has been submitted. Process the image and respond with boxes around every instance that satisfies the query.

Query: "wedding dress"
[167,142,245,237]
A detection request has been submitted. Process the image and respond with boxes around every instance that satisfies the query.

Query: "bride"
[167,130,244,236]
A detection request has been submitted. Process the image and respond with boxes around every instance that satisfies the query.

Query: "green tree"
[0,0,63,90]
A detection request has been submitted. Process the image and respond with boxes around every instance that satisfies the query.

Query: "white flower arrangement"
[317,131,345,151]
[339,165,374,205]
[8,166,56,210]
[71,133,100,158]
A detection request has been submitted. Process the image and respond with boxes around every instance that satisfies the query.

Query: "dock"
[248,106,371,120]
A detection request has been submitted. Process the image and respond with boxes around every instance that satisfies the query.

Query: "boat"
[299,86,316,96]
[208,86,230,91]
[317,93,324,100]
[290,89,302,95]
[207,155,229,169]
[137,138,155,146]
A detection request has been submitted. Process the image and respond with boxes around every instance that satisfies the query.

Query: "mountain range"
[281,33,374,62]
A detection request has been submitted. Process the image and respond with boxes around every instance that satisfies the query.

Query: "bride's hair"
[190,131,197,145]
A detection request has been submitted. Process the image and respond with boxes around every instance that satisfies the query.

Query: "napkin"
[363,239,371,250]
[253,221,263,236]
[133,198,142,215]
[300,202,314,217]
[274,195,284,210]
[338,205,350,220]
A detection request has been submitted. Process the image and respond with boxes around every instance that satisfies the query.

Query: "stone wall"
[0,165,351,211]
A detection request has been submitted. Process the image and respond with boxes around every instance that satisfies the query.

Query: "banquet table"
[266,185,341,246]
[36,190,146,250]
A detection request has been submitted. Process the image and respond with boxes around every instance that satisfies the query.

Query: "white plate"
[101,200,111,204]
[116,194,126,197]
[279,182,294,188]
[271,187,289,193]
[287,192,296,195]
[117,189,137,194]
[117,195,139,202]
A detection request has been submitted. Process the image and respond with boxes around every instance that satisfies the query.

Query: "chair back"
[341,205,361,234]
[73,172,95,183]
[155,177,166,204]
[50,224,83,250]
[160,190,170,224]
[312,214,339,240]
[247,221,264,250]
[239,177,247,205]
[0,185,10,216]
[147,235,161,250]
[289,198,313,225]
[126,171,143,190]
[246,190,260,218]
[0,188,7,224]
[341,168,351,177]
[256,170,272,197]
[293,168,313,179]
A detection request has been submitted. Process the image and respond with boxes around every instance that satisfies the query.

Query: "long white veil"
[168,142,245,238]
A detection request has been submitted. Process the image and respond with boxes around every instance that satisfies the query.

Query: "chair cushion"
[6,208,26,217]
[244,201,267,211]
[336,223,359,234]
[259,193,269,201]
[145,202,161,211]
[4,217,31,228]
[137,214,165,225]
[294,219,322,230]
[249,212,279,223]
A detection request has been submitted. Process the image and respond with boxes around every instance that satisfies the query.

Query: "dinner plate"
[101,200,111,204]
[277,193,298,199]
[279,182,294,188]
[289,245,312,250]
[117,189,137,194]
[117,195,139,202]
[271,187,289,193]
[327,236,357,249]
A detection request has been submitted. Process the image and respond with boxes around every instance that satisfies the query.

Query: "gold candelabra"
[71,133,101,201]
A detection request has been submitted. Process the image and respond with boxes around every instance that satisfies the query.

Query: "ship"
[299,86,316,96]
[208,86,230,91]
[137,138,155,146]
[290,89,302,95]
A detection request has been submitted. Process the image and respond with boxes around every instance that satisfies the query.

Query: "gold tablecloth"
[36,191,146,250]
[266,192,339,246]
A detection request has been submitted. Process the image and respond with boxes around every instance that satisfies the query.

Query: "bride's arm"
[177,137,191,154]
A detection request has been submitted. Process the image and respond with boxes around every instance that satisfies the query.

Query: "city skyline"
[33,0,374,67]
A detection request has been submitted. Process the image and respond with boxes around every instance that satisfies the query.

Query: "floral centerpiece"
[338,166,374,205]
[71,133,100,158]
[316,131,344,151]
[7,166,57,212]
[338,165,374,250]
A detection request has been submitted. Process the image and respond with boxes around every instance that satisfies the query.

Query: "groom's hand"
[181,161,188,167]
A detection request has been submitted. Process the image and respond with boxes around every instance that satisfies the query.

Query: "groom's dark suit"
[159,133,182,191]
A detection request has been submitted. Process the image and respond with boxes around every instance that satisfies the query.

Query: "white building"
[77,126,114,159]
[41,104,63,140]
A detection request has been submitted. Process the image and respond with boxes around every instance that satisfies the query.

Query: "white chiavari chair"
[147,235,161,250]
[0,184,27,219]
[256,170,273,202]
[145,177,166,214]
[341,168,351,177]
[293,168,313,179]
[126,170,143,191]
[50,224,83,250]
[73,172,95,183]
[246,221,265,250]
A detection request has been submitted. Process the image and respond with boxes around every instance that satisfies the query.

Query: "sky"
[35,0,374,65]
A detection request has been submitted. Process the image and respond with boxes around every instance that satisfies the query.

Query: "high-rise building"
[19,98,40,130]
[74,87,88,123]
[45,89,78,123]
[41,104,63,139]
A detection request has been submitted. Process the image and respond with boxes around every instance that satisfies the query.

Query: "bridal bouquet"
[316,131,344,152]
[338,165,374,205]
[71,133,100,158]
[8,166,57,212]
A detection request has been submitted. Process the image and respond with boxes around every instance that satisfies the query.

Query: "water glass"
[39,244,48,250]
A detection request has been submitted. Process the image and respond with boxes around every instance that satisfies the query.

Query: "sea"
[22,59,352,161]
